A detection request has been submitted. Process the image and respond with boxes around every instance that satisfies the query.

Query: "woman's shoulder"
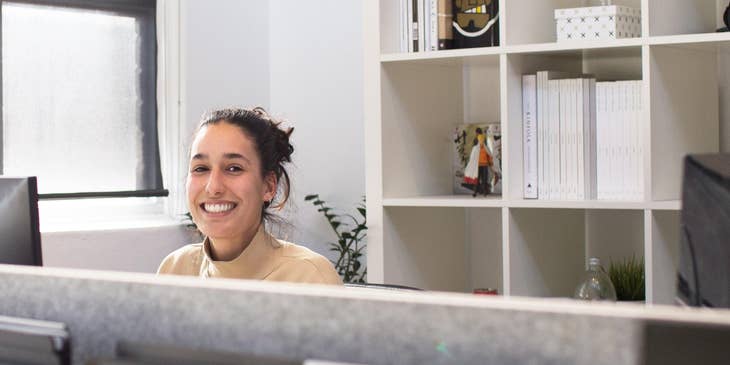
[156,243,204,275]
[270,239,342,285]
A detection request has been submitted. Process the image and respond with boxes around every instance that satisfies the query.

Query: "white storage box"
[555,5,641,42]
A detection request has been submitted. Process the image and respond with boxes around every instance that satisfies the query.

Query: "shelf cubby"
[381,56,500,200]
[648,0,727,37]
[504,0,643,46]
[507,208,586,297]
[648,44,720,201]
[505,47,643,201]
[383,206,503,293]
[647,210,680,305]
[507,208,644,298]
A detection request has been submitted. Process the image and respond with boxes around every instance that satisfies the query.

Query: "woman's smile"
[200,201,238,215]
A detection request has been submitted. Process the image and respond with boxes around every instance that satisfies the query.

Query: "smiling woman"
[156,107,342,285]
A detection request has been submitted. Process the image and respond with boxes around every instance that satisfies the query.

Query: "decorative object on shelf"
[473,288,498,295]
[608,255,645,301]
[555,1,641,42]
[452,0,499,48]
[305,194,367,283]
[452,122,502,196]
[574,257,617,301]
[724,2,730,31]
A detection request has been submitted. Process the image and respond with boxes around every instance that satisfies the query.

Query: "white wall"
[181,0,271,139]
[42,0,365,271]
[268,0,365,259]
[42,225,191,273]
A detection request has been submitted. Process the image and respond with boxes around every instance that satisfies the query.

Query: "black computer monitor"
[677,154,730,308]
[0,314,70,365]
[0,176,42,266]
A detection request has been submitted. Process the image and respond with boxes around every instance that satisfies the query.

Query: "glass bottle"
[574,257,617,301]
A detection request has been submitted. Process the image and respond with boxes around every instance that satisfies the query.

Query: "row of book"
[522,72,643,201]
[398,0,499,53]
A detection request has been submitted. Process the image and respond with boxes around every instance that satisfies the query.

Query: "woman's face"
[186,122,276,242]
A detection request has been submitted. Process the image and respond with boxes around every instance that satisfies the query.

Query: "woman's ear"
[263,172,277,202]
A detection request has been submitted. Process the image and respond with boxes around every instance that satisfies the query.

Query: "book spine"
[576,79,585,200]
[437,0,453,49]
[609,82,617,200]
[596,82,604,199]
[429,0,438,51]
[636,80,644,201]
[417,0,425,52]
[409,0,417,52]
[537,71,547,200]
[549,80,560,200]
[620,81,629,201]
[559,79,569,200]
[523,74,538,199]
[588,78,597,200]
[566,79,580,200]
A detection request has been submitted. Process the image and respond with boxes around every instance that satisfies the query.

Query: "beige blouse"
[157,225,342,285]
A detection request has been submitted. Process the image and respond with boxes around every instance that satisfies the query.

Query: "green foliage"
[305,194,367,283]
[608,255,645,301]
[182,212,204,240]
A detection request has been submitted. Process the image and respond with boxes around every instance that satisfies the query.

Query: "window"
[1,0,166,198]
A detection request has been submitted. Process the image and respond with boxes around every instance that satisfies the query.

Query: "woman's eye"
[226,165,243,173]
[191,166,208,173]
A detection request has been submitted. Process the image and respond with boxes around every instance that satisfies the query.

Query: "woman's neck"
[208,223,261,261]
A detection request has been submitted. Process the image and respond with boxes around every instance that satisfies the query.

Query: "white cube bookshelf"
[363,0,726,305]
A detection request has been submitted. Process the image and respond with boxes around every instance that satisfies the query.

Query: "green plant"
[608,255,645,301]
[305,194,367,283]
[182,212,204,240]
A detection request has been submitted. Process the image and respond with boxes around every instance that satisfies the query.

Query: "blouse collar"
[201,224,280,279]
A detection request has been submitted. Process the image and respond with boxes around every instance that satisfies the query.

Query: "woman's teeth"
[204,203,235,213]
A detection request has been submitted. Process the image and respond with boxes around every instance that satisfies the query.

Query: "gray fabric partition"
[0,265,727,365]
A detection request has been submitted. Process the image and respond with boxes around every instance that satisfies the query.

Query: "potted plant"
[608,255,645,302]
[305,194,367,283]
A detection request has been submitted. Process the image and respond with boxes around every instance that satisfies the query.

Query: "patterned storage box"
[555,5,641,42]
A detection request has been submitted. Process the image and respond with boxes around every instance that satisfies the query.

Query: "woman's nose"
[205,169,225,196]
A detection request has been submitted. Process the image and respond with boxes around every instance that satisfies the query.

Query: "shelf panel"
[381,197,682,210]
[649,32,730,48]
[381,47,501,66]
[383,196,504,208]
[381,34,730,62]
[649,200,681,211]
[504,38,644,55]
[508,200,648,210]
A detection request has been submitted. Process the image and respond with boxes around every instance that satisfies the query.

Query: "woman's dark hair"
[196,107,294,222]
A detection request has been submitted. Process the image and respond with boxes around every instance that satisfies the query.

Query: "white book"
[607,82,621,200]
[400,0,406,52]
[636,80,644,201]
[567,79,576,200]
[559,79,570,200]
[429,0,438,51]
[620,81,628,201]
[548,80,561,200]
[628,80,638,201]
[571,78,579,200]
[537,71,573,200]
[417,0,425,52]
[407,0,414,52]
[585,78,597,200]
[576,79,585,200]
[523,75,538,199]
[595,82,605,200]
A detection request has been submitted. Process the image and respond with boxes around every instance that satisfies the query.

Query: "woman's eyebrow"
[223,153,250,163]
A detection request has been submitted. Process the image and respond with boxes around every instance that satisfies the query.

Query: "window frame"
[0,0,168,200]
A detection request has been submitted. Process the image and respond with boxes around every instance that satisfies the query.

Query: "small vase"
[725,4,730,30]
